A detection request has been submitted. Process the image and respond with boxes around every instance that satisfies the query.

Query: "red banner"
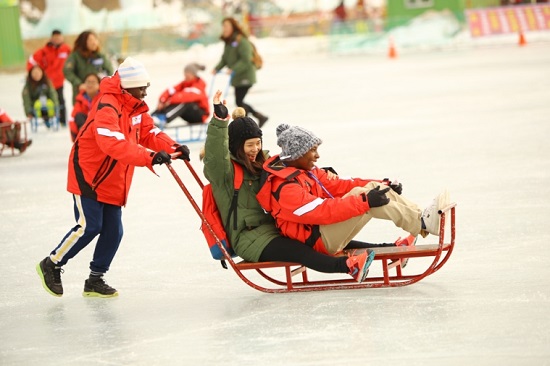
[466,4,550,37]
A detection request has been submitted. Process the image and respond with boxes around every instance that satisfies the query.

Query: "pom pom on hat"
[232,107,246,120]
[118,57,150,89]
[276,123,322,161]
[184,63,206,77]
[228,117,262,157]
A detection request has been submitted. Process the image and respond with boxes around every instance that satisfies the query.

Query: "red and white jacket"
[27,43,71,89]
[67,72,180,206]
[158,77,210,121]
[256,155,380,254]
[69,90,99,142]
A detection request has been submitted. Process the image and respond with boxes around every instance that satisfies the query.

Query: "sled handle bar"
[170,152,205,189]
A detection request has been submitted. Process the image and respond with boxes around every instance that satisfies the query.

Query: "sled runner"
[168,160,456,293]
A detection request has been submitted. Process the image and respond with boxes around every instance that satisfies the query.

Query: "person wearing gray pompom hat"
[257,123,450,257]
[276,123,322,162]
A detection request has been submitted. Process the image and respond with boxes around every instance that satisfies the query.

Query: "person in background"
[0,108,32,153]
[151,63,210,128]
[212,17,268,128]
[36,57,190,298]
[27,29,71,127]
[64,30,113,103]
[22,65,59,129]
[69,73,101,142]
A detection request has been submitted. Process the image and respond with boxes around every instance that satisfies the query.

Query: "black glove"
[174,145,190,161]
[366,186,390,208]
[213,103,228,119]
[390,182,402,195]
[152,150,171,166]
[383,178,402,195]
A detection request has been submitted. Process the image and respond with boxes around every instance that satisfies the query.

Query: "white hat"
[118,57,150,89]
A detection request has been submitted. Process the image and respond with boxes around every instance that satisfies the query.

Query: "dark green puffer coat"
[203,116,277,262]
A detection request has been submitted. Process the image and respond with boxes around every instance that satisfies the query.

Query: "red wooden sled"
[168,160,456,293]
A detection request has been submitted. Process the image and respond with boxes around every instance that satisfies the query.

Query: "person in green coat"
[212,17,269,128]
[22,65,59,128]
[64,30,113,103]
[202,90,374,283]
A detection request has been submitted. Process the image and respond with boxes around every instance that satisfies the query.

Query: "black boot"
[36,257,63,297]
[253,111,269,128]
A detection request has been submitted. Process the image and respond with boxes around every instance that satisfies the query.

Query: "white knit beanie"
[118,57,150,89]
[276,123,322,161]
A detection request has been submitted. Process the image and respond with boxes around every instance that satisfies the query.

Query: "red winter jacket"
[257,155,379,254]
[158,77,210,121]
[27,43,71,89]
[67,72,180,206]
[0,108,13,123]
[69,90,98,141]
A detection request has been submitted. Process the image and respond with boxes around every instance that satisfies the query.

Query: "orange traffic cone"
[388,37,397,59]
[518,30,527,47]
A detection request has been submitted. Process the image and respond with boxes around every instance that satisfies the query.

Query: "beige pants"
[319,181,422,255]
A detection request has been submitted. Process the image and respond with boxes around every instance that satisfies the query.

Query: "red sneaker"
[394,234,417,268]
[346,250,375,283]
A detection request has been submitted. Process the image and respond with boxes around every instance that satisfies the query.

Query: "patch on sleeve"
[132,115,142,125]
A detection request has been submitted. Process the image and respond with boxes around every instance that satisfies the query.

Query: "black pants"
[56,87,66,125]
[259,237,349,274]
[153,103,205,124]
[259,238,396,274]
[234,85,257,116]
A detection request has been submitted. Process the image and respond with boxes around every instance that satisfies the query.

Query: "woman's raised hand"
[213,90,222,104]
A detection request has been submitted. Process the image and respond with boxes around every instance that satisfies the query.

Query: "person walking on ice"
[36,57,190,298]
[256,123,450,256]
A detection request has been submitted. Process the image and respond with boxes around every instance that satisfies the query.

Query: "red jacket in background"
[0,108,13,123]
[27,43,71,89]
[69,90,99,141]
[257,155,380,254]
[67,72,180,206]
[158,77,210,121]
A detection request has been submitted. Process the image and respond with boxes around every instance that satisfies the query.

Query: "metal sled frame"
[162,122,208,144]
[168,161,456,293]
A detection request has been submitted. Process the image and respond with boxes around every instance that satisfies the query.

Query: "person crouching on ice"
[256,123,449,256]
[36,57,190,298]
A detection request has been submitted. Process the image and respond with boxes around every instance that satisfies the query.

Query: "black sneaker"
[83,276,118,298]
[36,257,63,297]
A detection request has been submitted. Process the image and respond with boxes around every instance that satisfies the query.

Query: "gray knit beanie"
[184,63,205,76]
[276,123,322,161]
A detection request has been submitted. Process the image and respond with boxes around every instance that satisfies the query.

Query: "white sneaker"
[422,190,450,236]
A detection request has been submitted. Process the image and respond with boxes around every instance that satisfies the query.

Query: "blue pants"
[50,195,123,274]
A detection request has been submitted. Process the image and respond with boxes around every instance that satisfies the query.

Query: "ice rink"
[1,40,549,365]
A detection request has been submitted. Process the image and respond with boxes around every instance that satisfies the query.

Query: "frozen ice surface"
[1,41,550,365]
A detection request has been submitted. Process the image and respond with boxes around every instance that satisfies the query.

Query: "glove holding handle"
[152,150,172,166]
